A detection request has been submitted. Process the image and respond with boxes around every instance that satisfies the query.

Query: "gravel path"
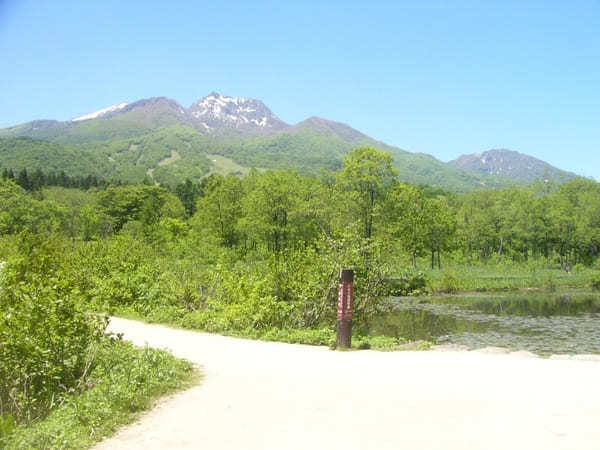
[94,317,600,450]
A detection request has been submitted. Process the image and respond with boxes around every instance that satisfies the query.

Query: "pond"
[369,290,600,355]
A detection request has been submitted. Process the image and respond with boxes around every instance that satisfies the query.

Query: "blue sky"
[1,1,599,178]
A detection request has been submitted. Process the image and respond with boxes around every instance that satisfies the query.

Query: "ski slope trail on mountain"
[94,317,600,450]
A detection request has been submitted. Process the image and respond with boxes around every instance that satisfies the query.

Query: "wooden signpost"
[337,268,354,348]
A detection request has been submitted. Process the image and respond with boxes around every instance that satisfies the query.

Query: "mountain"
[188,93,288,135]
[0,98,183,145]
[0,94,558,190]
[101,97,189,126]
[449,149,576,184]
[291,117,377,145]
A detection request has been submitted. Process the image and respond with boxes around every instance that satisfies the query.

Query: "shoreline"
[94,317,600,450]
[432,343,600,361]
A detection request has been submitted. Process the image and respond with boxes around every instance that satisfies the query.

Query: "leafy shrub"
[438,270,460,294]
[385,271,429,296]
[0,234,107,425]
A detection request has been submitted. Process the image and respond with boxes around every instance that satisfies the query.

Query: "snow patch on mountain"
[188,93,287,134]
[72,103,128,122]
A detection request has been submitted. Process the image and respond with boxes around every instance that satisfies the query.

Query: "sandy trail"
[94,317,600,450]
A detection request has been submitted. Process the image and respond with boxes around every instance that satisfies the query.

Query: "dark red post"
[337,268,354,348]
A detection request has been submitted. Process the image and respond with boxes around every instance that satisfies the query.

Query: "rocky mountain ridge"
[66,93,288,137]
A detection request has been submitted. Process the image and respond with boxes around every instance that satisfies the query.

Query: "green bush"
[385,271,429,296]
[0,235,107,425]
[438,270,460,293]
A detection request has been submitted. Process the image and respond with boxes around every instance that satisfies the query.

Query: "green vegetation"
[2,120,521,190]
[427,264,597,293]
[0,137,110,178]
[0,233,195,448]
[3,340,195,450]
[206,154,254,176]
[81,125,213,184]
[0,235,107,426]
[1,145,599,446]
[0,126,213,186]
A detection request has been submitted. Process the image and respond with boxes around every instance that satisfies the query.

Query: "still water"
[370,290,600,355]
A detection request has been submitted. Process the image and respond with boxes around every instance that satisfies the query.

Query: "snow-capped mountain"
[188,93,288,135]
[72,103,129,122]
[66,93,289,136]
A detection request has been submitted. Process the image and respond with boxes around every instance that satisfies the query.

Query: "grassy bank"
[426,263,599,293]
[2,338,197,450]
[112,306,425,351]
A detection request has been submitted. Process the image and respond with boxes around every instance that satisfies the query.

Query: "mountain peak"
[449,149,575,183]
[188,93,288,135]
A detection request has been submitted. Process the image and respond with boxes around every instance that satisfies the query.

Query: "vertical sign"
[337,268,354,348]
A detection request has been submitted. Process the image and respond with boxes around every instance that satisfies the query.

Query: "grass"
[112,305,429,351]
[2,337,198,450]
[350,335,432,351]
[424,288,600,316]
[206,154,255,176]
[426,263,598,293]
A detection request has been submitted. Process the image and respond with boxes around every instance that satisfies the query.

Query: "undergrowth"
[2,337,197,450]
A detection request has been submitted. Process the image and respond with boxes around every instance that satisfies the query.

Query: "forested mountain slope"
[0,137,109,177]
[0,93,573,190]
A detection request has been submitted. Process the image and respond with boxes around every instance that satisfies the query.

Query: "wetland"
[370,289,600,355]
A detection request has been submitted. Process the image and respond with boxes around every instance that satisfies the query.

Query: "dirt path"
[94,317,600,450]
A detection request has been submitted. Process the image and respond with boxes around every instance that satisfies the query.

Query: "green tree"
[175,178,203,217]
[239,171,311,252]
[194,175,244,248]
[424,196,455,269]
[336,147,397,240]
[385,183,428,268]
[97,185,184,232]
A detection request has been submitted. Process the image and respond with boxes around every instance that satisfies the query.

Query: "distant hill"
[449,149,576,184]
[0,93,565,190]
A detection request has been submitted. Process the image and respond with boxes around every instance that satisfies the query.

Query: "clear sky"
[1,0,599,178]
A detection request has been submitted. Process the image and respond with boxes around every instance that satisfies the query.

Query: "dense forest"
[1,146,599,445]
[3,146,599,265]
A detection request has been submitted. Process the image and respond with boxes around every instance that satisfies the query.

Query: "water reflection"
[369,291,600,355]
